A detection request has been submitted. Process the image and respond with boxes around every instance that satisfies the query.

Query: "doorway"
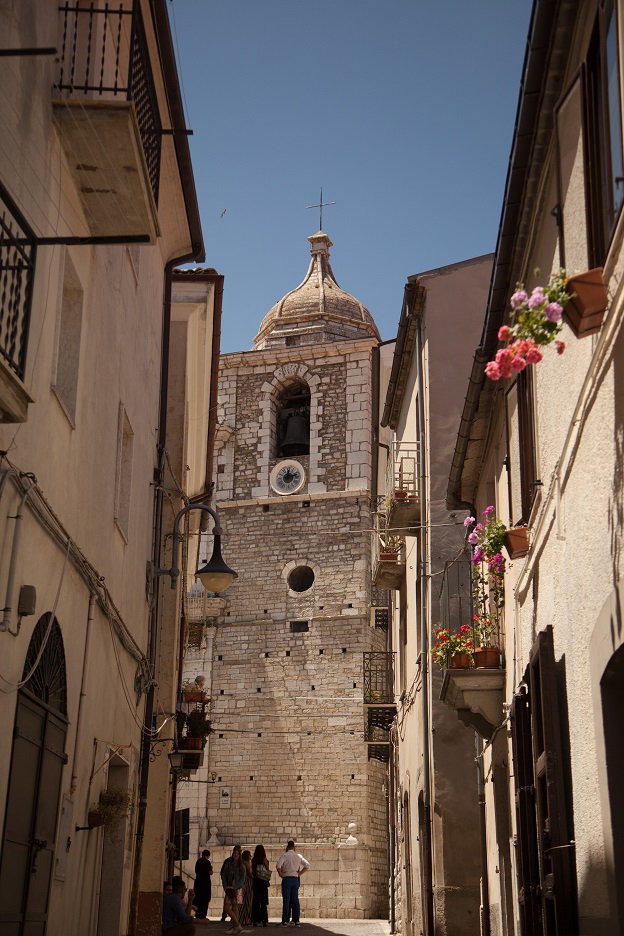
[0,614,68,935]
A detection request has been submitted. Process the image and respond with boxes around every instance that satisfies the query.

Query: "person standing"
[220,845,247,935]
[239,850,254,925]
[193,850,213,920]
[251,844,270,927]
[275,840,309,927]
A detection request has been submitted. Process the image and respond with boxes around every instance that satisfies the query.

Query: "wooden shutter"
[517,368,538,523]
[528,626,578,934]
[511,688,542,936]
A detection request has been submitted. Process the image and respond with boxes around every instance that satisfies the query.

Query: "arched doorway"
[0,614,68,934]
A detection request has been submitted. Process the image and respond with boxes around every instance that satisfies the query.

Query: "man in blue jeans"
[276,840,310,927]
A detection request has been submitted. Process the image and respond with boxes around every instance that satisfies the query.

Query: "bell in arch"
[280,413,309,456]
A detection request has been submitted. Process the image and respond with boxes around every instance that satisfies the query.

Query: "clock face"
[270,459,306,495]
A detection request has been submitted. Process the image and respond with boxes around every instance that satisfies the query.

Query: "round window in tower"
[288,566,315,593]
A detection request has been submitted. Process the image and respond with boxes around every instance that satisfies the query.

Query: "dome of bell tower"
[253,232,380,349]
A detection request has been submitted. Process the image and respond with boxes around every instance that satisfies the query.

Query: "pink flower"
[511,354,526,371]
[464,515,475,527]
[555,340,566,355]
[510,290,528,309]
[528,287,545,309]
[544,301,562,322]
[482,507,495,517]
[473,546,484,564]
[468,532,479,545]
[498,325,513,341]
[525,343,543,365]
[485,361,501,381]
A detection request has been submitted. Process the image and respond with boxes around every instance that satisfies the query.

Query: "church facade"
[179,232,390,917]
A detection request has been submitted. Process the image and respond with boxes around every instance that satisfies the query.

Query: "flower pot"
[564,268,608,337]
[87,810,106,829]
[450,652,472,669]
[504,526,529,559]
[380,552,399,562]
[474,647,502,669]
[393,490,409,501]
[181,690,206,703]
[179,737,203,750]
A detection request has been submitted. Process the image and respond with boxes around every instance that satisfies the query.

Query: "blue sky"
[169,1,533,352]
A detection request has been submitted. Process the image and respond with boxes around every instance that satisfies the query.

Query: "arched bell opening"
[275,379,310,457]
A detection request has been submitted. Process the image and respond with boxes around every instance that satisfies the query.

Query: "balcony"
[52,1,161,242]
[385,441,420,536]
[371,525,405,590]
[440,667,505,740]
[0,183,36,422]
[363,652,396,731]
[364,724,391,763]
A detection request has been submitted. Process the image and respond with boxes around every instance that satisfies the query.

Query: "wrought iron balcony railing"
[0,182,36,382]
[363,651,395,705]
[55,1,162,205]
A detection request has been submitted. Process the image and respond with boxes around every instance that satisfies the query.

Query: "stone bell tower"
[184,232,389,918]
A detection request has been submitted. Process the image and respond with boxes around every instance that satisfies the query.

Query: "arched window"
[21,613,68,715]
[275,379,310,457]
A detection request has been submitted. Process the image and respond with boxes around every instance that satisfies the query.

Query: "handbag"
[255,864,272,882]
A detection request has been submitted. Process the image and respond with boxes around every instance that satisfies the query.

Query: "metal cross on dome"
[306,187,336,231]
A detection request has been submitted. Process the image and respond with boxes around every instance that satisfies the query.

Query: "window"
[52,251,83,425]
[275,379,310,457]
[585,0,624,265]
[287,566,314,592]
[506,371,538,525]
[114,404,134,540]
[289,620,309,633]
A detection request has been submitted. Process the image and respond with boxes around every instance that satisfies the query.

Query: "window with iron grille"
[0,182,36,382]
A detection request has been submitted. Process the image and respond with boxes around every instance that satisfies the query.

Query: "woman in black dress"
[193,849,213,919]
[251,843,270,926]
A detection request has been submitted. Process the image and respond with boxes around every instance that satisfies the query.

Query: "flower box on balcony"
[181,690,207,703]
[379,551,399,563]
[504,526,529,560]
[564,268,609,337]
[450,652,473,669]
[179,737,203,751]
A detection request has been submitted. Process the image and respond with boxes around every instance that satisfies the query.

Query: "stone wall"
[182,843,379,920]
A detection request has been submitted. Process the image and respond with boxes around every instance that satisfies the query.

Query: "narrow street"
[206,922,391,936]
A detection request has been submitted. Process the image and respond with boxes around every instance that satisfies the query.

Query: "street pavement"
[205,919,391,935]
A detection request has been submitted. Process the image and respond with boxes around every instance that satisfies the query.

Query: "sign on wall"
[220,786,231,809]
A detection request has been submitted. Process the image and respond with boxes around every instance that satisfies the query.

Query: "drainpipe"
[71,594,97,794]
[416,314,435,935]
[388,743,397,933]
[0,473,37,635]
[476,733,491,936]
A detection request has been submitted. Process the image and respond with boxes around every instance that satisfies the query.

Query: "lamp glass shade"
[196,535,238,593]
[168,751,185,770]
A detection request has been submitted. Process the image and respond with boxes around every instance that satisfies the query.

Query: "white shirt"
[276,850,310,878]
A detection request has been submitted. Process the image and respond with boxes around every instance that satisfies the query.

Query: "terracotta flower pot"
[394,490,409,501]
[474,647,502,669]
[380,552,399,562]
[564,268,609,337]
[504,526,529,559]
[179,737,203,750]
[450,652,472,669]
